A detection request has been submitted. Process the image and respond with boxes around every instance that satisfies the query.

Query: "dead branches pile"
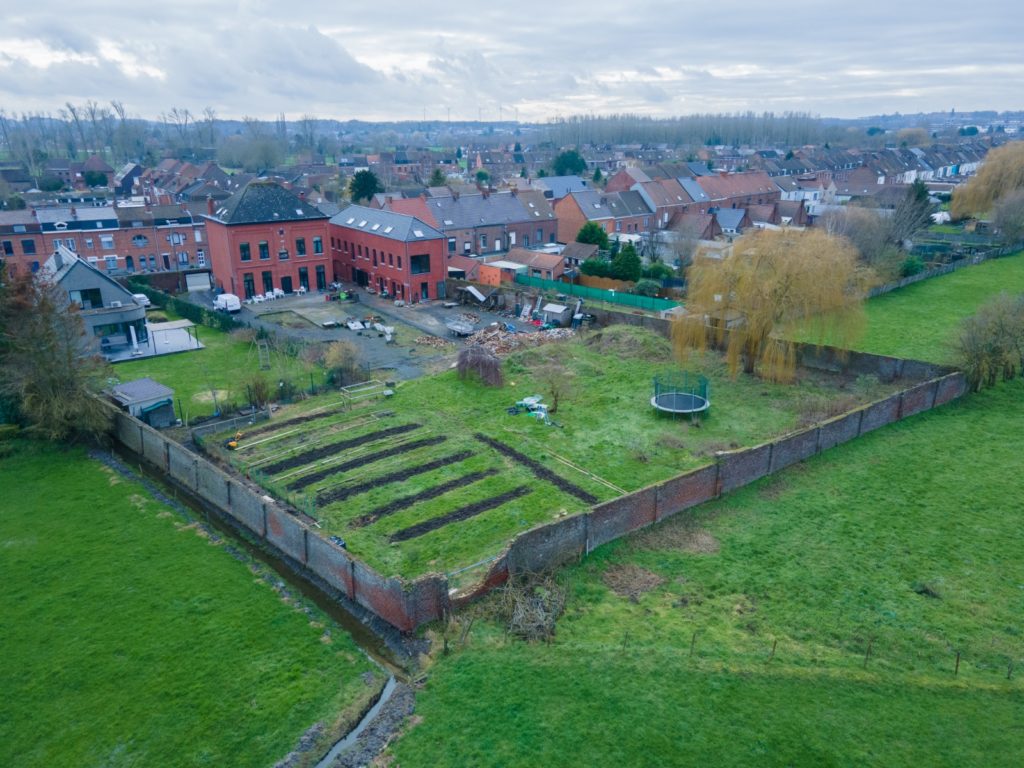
[457,344,504,387]
[497,574,567,642]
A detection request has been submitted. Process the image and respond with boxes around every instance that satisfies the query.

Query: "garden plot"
[209,325,902,579]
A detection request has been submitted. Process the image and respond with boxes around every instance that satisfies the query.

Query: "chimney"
[207,196,215,216]
[299,191,306,201]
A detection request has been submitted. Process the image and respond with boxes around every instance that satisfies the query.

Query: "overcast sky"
[1,1,1021,123]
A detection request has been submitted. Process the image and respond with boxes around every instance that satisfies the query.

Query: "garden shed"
[110,378,176,428]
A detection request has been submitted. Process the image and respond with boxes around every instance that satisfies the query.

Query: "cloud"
[0,1,1020,121]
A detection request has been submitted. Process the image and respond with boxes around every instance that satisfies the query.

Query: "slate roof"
[329,204,444,242]
[111,377,175,405]
[714,208,748,231]
[566,190,652,221]
[678,177,710,204]
[533,175,590,199]
[428,191,555,229]
[206,181,329,225]
[115,205,194,226]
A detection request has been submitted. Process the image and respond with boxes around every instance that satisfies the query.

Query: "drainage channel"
[314,675,398,768]
[103,446,410,679]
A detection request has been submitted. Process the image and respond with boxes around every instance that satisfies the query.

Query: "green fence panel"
[513,274,681,312]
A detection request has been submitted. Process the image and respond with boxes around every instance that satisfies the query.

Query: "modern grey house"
[42,245,148,357]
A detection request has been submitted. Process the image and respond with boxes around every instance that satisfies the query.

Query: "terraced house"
[328,205,446,302]
[204,180,330,298]
[1,203,204,278]
[387,188,558,255]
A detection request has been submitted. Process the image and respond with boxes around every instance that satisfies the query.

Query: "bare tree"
[202,106,217,147]
[994,189,1024,244]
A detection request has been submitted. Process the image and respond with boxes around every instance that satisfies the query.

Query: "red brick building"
[203,181,331,298]
[329,205,447,302]
[1,204,206,277]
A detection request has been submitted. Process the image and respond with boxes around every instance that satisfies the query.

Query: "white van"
[214,293,242,313]
[132,293,151,308]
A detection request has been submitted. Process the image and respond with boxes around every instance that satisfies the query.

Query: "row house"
[553,190,653,243]
[1,203,206,277]
[388,189,558,256]
[772,175,836,205]
[204,181,331,298]
[693,171,781,209]
[329,205,446,302]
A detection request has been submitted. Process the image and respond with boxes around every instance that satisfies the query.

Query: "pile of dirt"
[602,564,666,601]
[464,325,574,355]
[584,325,671,361]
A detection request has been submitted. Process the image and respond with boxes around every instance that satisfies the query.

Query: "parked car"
[132,293,151,308]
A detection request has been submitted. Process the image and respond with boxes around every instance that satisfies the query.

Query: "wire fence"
[514,274,681,313]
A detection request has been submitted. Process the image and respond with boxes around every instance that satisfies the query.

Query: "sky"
[1,1,1021,123]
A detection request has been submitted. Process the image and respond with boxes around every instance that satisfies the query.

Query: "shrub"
[634,279,661,297]
[956,292,1024,391]
[900,256,926,277]
[323,340,361,386]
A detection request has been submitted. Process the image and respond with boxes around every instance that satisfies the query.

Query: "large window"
[313,236,323,254]
[242,272,255,299]
[447,238,456,253]
[262,271,274,293]
[69,288,102,309]
[2,240,13,256]
[21,239,36,255]
[100,235,115,250]
[131,235,149,247]
[315,265,326,290]
[278,249,289,261]
[258,241,270,260]
[240,242,251,261]
[296,237,306,256]
[410,253,431,275]
[298,266,309,290]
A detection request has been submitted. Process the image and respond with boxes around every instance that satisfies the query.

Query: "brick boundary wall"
[108,352,968,632]
[110,408,450,634]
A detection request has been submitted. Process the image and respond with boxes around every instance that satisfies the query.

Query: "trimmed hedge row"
[126,280,245,333]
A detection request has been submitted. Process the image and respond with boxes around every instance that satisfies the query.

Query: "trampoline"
[651,372,710,416]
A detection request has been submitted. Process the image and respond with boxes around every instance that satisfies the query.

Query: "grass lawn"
[207,326,894,579]
[387,378,1024,768]
[115,313,322,421]
[808,250,1024,364]
[382,252,1024,767]
[0,440,381,768]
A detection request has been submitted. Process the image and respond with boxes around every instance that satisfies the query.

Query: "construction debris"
[463,324,574,355]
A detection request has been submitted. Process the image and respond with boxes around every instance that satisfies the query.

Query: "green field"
[821,250,1024,363]
[382,254,1024,766]
[0,441,381,768]
[208,327,894,579]
[115,315,322,421]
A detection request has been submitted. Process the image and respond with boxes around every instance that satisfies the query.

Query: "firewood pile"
[414,335,453,349]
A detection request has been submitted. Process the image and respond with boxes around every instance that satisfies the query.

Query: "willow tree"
[672,228,875,383]
[952,142,1024,219]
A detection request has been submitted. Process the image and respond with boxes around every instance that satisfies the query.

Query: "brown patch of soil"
[633,524,720,554]
[602,564,665,601]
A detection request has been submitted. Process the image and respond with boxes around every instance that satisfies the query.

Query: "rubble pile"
[464,325,574,355]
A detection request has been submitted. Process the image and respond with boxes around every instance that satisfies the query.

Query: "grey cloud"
[0,1,1020,120]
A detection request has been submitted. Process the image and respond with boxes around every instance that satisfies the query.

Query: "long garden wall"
[110,342,968,632]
